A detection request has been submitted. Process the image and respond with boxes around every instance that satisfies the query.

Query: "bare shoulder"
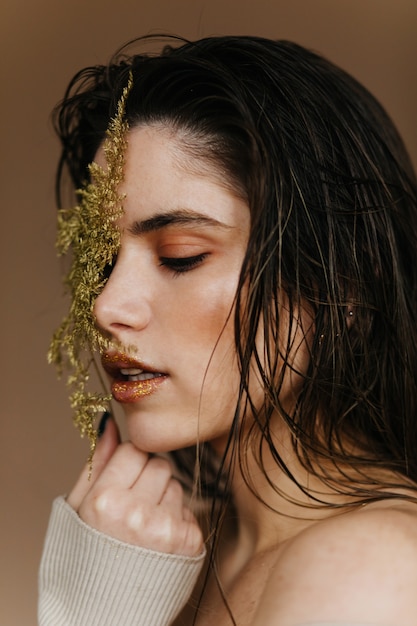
[253,501,417,625]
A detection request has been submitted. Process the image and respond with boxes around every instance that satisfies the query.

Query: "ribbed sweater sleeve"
[38,496,206,626]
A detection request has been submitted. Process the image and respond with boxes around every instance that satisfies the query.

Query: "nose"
[93,258,151,340]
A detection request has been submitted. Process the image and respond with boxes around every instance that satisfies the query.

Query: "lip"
[101,352,167,403]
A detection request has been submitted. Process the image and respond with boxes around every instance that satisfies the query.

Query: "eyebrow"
[127,209,233,236]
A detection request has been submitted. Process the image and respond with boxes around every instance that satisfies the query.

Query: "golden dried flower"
[48,74,133,463]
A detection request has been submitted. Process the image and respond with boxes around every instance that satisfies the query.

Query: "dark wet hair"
[54,35,417,509]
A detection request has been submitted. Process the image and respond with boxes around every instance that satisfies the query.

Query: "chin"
[126,421,199,454]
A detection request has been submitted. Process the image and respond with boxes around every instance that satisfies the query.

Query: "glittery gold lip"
[101,351,143,368]
[101,351,163,377]
[111,377,166,403]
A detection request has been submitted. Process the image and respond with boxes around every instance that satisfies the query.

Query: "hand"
[67,415,204,557]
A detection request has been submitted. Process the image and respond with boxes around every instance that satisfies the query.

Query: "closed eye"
[159,253,208,275]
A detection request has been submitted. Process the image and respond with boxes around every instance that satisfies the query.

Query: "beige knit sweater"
[38,497,206,626]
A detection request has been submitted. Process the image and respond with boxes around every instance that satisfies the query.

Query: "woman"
[39,35,417,625]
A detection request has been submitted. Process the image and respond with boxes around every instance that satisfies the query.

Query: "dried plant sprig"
[48,74,133,463]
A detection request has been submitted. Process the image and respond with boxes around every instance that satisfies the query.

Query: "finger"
[182,505,197,523]
[91,441,149,491]
[159,477,186,516]
[67,413,120,510]
[130,457,178,506]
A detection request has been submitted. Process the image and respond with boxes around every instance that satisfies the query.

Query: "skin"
[68,124,417,625]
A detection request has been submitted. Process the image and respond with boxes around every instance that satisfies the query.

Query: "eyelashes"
[101,252,209,280]
[159,253,208,275]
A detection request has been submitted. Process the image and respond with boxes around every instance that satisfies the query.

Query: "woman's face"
[94,124,251,453]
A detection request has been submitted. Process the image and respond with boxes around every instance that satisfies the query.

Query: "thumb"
[66,412,121,511]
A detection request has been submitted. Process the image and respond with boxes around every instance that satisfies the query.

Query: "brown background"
[1,1,416,623]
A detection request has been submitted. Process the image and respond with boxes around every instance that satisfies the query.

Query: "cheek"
[165,263,238,336]
[193,275,237,346]
[178,278,240,405]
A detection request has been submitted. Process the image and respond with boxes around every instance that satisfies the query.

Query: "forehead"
[96,122,244,196]
[95,123,250,228]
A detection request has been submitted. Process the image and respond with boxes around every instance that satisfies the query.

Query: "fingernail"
[98,411,112,438]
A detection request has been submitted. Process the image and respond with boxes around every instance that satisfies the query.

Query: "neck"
[216,428,365,559]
